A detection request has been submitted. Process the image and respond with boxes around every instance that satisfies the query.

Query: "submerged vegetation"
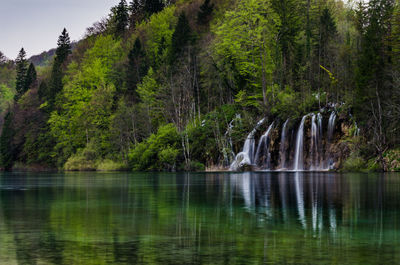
[0,0,399,171]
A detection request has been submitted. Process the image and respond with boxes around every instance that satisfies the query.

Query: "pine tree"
[127,38,147,101]
[111,0,129,36]
[15,48,28,101]
[38,81,48,100]
[144,0,164,15]
[355,0,395,168]
[129,0,144,25]
[56,28,71,63]
[271,0,302,88]
[197,0,214,24]
[170,12,192,64]
[48,28,71,105]
[319,8,337,63]
[24,63,37,93]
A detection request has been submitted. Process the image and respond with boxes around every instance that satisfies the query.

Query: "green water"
[0,171,399,264]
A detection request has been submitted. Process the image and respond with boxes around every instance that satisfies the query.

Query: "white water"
[230,118,266,171]
[254,123,274,169]
[317,113,323,167]
[229,110,344,172]
[224,114,241,165]
[293,115,308,171]
[310,114,317,170]
[327,112,336,142]
[326,112,336,169]
[279,119,289,169]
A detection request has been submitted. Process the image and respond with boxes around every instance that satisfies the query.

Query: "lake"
[0,171,399,264]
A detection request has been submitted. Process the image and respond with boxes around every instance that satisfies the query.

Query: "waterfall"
[230,118,266,170]
[293,115,307,171]
[326,112,336,169]
[279,119,289,169]
[254,123,274,169]
[229,111,343,171]
[310,114,318,170]
[317,113,323,168]
[327,112,336,142]
[224,114,240,165]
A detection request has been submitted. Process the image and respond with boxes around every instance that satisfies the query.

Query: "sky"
[0,0,120,60]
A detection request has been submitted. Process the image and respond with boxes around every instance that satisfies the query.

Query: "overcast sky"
[0,0,120,60]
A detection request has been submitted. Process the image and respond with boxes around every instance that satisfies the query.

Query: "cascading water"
[224,114,241,165]
[327,112,336,142]
[310,114,318,170]
[230,118,266,171]
[293,115,307,171]
[229,110,342,171]
[326,112,336,169]
[279,119,289,169]
[317,113,323,167]
[254,123,274,169]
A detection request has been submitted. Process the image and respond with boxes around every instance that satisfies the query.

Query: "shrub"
[64,142,97,171]
[64,154,96,171]
[96,159,126,171]
[158,147,179,171]
[342,153,365,172]
[128,124,181,171]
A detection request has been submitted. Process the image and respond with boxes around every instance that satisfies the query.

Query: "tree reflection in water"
[0,171,399,264]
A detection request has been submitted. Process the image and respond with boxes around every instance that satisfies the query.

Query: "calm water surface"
[0,171,399,264]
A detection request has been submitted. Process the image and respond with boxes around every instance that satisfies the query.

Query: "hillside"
[0,0,399,172]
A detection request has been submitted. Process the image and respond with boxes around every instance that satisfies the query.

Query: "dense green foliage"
[0,0,399,171]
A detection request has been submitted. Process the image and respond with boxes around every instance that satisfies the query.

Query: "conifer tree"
[128,0,144,25]
[111,0,129,36]
[271,0,301,88]
[197,0,214,24]
[170,12,192,64]
[144,0,164,15]
[38,81,48,100]
[15,48,28,101]
[127,38,147,101]
[355,0,395,167]
[48,28,71,105]
[56,28,71,63]
[24,63,37,93]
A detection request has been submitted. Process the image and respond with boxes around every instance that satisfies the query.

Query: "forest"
[0,0,399,172]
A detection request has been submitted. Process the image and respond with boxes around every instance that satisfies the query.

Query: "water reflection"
[0,172,399,264]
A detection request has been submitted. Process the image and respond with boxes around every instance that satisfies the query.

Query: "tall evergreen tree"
[170,12,192,64]
[355,0,395,167]
[48,28,71,105]
[128,0,144,25]
[56,28,71,63]
[197,0,214,24]
[271,0,301,88]
[24,63,37,93]
[15,48,28,101]
[127,38,147,101]
[144,0,164,15]
[319,8,337,64]
[111,0,129,36]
